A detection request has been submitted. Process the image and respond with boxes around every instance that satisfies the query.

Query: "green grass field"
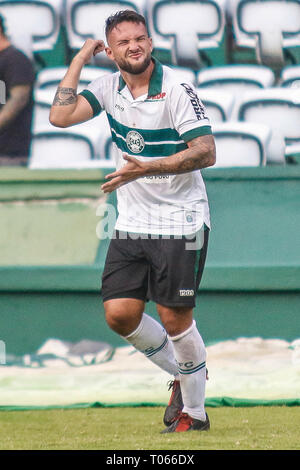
[0,406,299,450]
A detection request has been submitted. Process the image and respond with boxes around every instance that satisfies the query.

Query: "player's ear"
[105,46,114,62]
[149,37,153,52]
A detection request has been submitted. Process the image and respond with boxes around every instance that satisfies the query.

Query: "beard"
[117,52,152,75]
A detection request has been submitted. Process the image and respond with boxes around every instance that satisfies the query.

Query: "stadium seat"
[197,65,275,93]
[280,65,300,88]
[147,0,226,68]
[32,102,52,132]
[228,0,300,68]
[237,88,300,163]
[30,108,110,167]
[35,66,112,95]
[168,66,197,85]
[65,0,145,67]
[0,0,61,59]
[285,142,300,164]
[29,120,115,168]
[95,112,114,160]
[197,64,276,120]
[212,122,271,167]
[29,126,96,168]
[196,88,235,123]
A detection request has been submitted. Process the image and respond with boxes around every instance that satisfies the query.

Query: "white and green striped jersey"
[80,58,212,235]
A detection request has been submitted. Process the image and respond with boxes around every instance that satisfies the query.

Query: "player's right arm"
[49,39,105,128]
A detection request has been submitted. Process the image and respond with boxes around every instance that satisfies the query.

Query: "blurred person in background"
[0,14,35,166]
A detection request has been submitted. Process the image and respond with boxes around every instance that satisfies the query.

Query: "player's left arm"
[0,84,31,132]
[101,133,216,193]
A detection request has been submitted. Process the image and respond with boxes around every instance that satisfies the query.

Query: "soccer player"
[50,10,216,433]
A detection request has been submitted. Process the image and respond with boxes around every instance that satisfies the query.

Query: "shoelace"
[167,380,175,391]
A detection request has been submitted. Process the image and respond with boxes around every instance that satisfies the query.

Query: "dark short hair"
[0,14,6,35]
[105,10,148,40]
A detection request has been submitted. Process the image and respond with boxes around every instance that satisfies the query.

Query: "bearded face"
[106,21,153,76]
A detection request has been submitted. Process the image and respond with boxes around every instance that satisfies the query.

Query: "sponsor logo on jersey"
[185,211,193,223]
[142,175,171,184]
[179,289,194,296]
[115,103,124,112]
[147,92,166,100]
[180,83,206,120]
[126,130,145,153]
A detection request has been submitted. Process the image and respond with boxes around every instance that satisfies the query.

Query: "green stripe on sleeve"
[79,89,102,117]
[181,125,212,142]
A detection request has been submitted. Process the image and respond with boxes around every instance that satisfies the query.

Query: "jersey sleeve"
[170,82,212,143]
[78,76,106,117]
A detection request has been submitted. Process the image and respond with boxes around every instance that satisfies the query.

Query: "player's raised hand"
[75,38,106,65]
[101,153,146,193]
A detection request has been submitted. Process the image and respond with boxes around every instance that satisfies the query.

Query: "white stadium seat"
[197,64,275,93]
[147,0,226,68]
[30,109,111,167]
[29,127,96,168]
[237,88,300,163]
[197,64,276,120]
[285,142,300,163]
[280,65,300,88]
[196,88,235,122]
[228,0,300,68]
[96,112,114,160]
[212,122,272,167]
[32,101,52,132]
[33,67,113,132]
[35,66,112,95]
[0,0,61,59]
[65,0,145,67]
[168,66,196,85]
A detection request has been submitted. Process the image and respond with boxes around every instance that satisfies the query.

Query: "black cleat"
[161,412,210,433]
[163,370,209,427]
[163,380,184,427]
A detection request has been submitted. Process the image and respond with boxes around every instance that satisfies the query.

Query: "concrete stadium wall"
[0,166,299,355]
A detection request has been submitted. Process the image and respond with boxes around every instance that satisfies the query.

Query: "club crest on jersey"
[126,130,145,153]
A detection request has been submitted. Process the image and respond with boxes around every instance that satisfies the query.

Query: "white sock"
[170,320,207,421]
[123,313,179,377]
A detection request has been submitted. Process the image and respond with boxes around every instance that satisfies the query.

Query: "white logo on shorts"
[126,130,145,153]
[179,289,194,296]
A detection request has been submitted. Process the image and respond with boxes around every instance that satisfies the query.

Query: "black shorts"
[101,225,209,308]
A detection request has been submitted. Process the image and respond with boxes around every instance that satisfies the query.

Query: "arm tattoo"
[52,87,77,106]
[145,136,215,175]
